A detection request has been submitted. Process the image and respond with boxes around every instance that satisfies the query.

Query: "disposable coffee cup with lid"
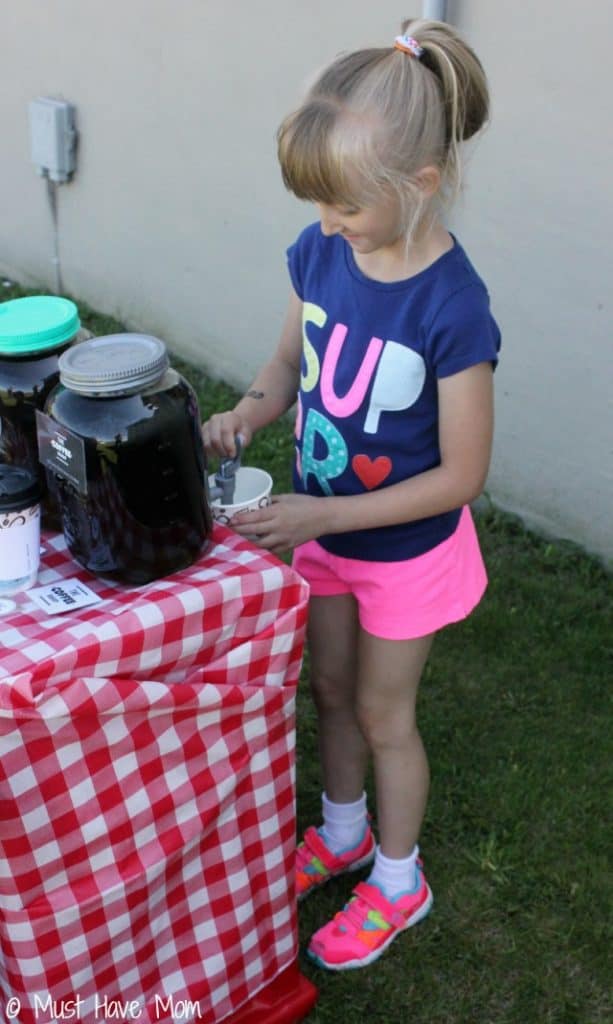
[0,464,42,596]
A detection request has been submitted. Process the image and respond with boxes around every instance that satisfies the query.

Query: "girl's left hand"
[229,494,325,554]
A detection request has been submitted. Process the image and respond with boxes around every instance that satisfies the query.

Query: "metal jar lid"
[58,334,169,396]
[0,296,80,355]
[0,464,42,512]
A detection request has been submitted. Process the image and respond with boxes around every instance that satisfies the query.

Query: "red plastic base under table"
[223,962,318,1024]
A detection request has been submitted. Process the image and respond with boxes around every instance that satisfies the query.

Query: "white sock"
[319,791,368,854]
[367,844,419,900]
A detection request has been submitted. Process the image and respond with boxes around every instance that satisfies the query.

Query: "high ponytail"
[404,18,489,144]
[397,17,490,221]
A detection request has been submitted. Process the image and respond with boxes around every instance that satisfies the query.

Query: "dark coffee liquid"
[45,371,211,584]
[0,346,71,528]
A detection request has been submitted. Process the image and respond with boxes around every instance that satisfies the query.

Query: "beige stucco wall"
[447,1,613,564]
[1,1,611,562]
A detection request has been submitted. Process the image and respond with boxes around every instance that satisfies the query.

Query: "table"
[0,526,317,1024]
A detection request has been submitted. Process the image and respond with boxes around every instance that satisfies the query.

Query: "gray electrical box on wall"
[29,97,77,182]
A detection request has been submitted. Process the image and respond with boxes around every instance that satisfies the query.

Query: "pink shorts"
[292,506,488,640]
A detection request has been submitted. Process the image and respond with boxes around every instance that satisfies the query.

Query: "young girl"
[203,18,500,971]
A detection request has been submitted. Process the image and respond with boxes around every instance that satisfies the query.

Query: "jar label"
[35,410,88,494]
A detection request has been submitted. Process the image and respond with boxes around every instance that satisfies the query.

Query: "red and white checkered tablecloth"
[0,526,309,1024]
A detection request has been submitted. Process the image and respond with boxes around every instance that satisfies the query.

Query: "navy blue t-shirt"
[287,222,501,560]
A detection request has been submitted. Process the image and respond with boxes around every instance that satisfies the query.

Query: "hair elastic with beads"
[394,34,424,59]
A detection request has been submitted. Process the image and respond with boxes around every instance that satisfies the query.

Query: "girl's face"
[315,194,405,256]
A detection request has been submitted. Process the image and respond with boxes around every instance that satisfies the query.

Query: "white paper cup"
[208,466,273,525]
[0,465,41,596]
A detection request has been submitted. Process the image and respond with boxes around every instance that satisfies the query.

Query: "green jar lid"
[0,296,80,355]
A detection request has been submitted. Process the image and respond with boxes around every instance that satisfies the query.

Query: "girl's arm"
[202,289,303,457]
[232,361,494,551]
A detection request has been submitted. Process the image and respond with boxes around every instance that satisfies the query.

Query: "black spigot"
[210,436,242,504]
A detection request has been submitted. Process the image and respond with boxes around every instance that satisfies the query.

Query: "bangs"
[277,101,378,209]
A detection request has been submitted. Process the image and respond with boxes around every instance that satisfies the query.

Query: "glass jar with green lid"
[0,296,81,521]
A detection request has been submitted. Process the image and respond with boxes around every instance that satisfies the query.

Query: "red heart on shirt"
[352,454,392,490]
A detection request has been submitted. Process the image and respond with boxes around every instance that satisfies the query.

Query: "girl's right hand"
[201,411,252,458]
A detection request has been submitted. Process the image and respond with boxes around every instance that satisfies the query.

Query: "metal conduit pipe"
[422,1,448,20]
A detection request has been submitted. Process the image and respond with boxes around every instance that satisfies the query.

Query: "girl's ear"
[414,165,441,198]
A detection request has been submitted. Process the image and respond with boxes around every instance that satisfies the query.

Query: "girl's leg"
[356,628,434,858]
[307,593,369,802]
[295,595,375,901]
[306,629,435,970]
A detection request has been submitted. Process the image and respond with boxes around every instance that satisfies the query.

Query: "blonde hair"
[277,19,490,240]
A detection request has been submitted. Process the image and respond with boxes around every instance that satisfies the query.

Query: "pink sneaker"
[295,825,376,901]
[307,866,433,970]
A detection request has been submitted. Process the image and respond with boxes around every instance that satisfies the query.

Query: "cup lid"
[0,296,80,355]
[58,333,169,396]
[0,464,42,512]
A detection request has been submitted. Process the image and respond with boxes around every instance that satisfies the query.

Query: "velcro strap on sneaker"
[352,881,407,929]
[301,827,342,870]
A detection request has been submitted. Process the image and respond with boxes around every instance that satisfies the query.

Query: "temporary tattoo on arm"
[245,390,265,399]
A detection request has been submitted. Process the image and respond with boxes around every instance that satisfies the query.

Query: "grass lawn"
[4,283,612,1023]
